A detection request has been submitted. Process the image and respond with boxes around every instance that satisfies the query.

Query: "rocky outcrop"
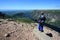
[0,19,34,40]
[0,19,60,40]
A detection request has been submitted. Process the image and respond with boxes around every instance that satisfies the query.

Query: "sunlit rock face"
[50,18,56,22]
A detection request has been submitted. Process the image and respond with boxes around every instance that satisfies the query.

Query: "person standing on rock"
[38,13,46,32]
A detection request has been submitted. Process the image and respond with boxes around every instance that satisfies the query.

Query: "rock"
[46,33,53,37]
[4,33,10,37]
[50,18,56,22]
[0,19,35,40]
[0,19,60,40]
[8,19,14,21]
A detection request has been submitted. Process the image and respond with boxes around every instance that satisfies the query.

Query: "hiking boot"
[41,30,44,32]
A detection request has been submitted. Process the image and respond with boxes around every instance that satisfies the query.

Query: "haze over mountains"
[0,10,60,27]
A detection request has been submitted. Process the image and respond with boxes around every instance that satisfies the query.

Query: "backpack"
[40,15,45,20]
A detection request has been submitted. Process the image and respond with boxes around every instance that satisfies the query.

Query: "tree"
[0,12,5,19]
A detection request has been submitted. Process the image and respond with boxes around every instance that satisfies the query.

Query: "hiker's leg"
[39,23,44,32]
[38,23,41,31]
[41,25,43,32]
[38,23,43,31]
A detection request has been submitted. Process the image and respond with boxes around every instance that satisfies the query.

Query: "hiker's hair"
[41,13,44,15]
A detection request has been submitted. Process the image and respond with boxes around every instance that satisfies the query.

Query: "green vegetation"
[49,20,60,28]
[17,18,34,23]
[0,12,11,19]
[0,10,60,26]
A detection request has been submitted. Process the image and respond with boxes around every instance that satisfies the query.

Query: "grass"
[16,18,34,23]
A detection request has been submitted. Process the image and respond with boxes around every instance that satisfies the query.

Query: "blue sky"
[0,0,60,10]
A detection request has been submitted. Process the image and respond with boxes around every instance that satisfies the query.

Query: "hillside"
[0,10,60,27]
[0,19,60,40]
[9,10,60,26]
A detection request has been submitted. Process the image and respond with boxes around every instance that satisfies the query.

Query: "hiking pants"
[38,23,43,31]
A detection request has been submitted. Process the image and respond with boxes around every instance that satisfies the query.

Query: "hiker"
[38,13,46,32]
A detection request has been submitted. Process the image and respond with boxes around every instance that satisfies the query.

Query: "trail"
[33,27,52,40]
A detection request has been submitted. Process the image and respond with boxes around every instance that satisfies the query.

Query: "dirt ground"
[0,19,60,40]
[0,19,35,40]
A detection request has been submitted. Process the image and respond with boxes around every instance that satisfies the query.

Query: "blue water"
[0,10,32,18]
